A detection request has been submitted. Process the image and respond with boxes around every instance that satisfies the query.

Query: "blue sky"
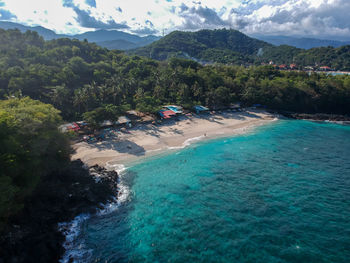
[0,0,350,40]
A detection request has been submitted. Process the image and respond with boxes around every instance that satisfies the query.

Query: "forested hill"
[1,28,350,123]
[131,28,272,64]
[131,28,350,70]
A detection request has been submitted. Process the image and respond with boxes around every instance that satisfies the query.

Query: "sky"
[0,0,350,40]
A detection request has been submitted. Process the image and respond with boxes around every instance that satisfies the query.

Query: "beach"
[72,109,279,167]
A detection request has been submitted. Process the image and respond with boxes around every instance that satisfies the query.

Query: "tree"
[82,104,123,130]
[135,96,161,114]
[0,97,70,229]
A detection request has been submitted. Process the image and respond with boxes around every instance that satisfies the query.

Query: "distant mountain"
[0,21,160,50]
[253,35,350,49]
[131,29,273,64]
[0,21,68,40]
[97,39,138,50]
[73,29,160,50]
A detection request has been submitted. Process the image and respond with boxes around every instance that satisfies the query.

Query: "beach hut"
[59,122,80,133]
[100,120,114,127]
[193,105,209,114]
[163,105,183,114]
[158,109,177,119]
[115,116,132,127]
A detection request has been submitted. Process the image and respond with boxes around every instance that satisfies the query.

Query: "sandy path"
[72,109,279,167]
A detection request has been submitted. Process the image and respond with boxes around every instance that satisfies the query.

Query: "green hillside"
[132,29,272,64]
[132,28,350,70]
[1,28,350,121]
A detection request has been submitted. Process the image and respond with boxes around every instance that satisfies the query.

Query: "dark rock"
[0,159,118,263]
[277,111,350,122]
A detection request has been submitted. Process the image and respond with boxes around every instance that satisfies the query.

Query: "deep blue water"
[75,120,350,263]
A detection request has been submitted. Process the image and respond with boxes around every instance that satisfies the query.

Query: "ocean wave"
[58,214,92,263]
[59,163,130,263]
[168,135,205,150]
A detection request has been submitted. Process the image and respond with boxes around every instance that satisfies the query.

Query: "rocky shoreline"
[276,111,350,123]
[0,160,118,263]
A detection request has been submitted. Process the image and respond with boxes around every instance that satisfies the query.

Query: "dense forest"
[131,28,350,70]
[132,29,271,64]
[0,28,350,122]
[0,97,70,230]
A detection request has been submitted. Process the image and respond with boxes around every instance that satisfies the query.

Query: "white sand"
[72,109,279,167]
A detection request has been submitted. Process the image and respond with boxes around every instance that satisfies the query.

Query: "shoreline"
[61,110,347,262]
[58,109,278,262]
[278,111,350,123]
[0,161,119,263]
[72,109,279,168]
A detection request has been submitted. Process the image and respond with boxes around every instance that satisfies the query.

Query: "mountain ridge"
[130,29,273,64]
[254,35,350,49]
[0,21,160,50]
[130,28,350,70]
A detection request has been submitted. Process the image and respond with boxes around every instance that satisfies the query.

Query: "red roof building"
[279,64,287,70]
[159,110,176,119]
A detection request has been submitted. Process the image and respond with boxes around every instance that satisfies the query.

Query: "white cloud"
[0,0,349,40]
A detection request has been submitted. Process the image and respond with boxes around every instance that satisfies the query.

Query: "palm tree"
[73,87,89,113]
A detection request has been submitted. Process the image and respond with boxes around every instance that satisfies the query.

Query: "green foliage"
[132,28,271,64]
[131,28,350,71]
[82,104,124,129]
[0,97,70,229]
[0,28,350,125]
[0,30,350,229]
[135,95,161,114]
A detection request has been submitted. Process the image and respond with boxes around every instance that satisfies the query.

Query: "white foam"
[58,214,92,263]
[105,162,127,174]
[59,163,130,263]
[97,179,130,216]
[168,135,205,150]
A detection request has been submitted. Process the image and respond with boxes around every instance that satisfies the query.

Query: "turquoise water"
[77,120,350,263]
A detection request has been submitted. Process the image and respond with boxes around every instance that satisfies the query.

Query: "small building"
[279,64,287,70]
[193,105,209,114]
[100,120,114,128]
[100,117,132,128]
[290,64,297,70]
[116,116,132,127]
[59,122,80,133]
[158,109,177,119]
[116,116,131,125]
[163,105,183,114]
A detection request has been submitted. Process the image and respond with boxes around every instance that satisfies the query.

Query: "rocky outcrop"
[277,111,350,122]
[0,160,118,263]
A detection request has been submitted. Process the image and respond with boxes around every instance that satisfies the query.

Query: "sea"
[62,120,350,263]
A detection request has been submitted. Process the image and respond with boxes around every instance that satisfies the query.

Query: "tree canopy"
[131,28,350,71]
[0,28,350,122]
[0,97,70,229]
